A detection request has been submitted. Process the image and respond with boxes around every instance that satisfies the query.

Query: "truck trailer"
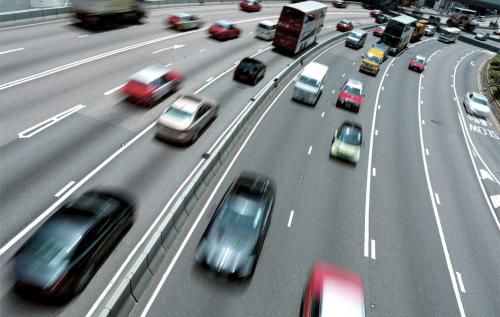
[72,0,146,27]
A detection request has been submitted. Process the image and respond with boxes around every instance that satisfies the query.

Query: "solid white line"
[417,49,467,317]
[0,19,71,31]
[249,46,272,58]
[491,195,500,209]
[18,104,86,138]
[104,83,125,96]
[78,35,88,38]
[321,112,325,118]
[139,38,348,317]
[363,56,397,258]
[287,210,295,228]
[206,77,214,82]
[370,239,376,260]
[0,47,24,55]
[234,61,240,65]
[372,168,376,177]
[54,181,75,198]
[456,272,466,293]
[435,192,441,205]
[307,146,312,156]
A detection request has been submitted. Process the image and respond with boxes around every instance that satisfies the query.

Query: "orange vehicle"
[410,19,426,42]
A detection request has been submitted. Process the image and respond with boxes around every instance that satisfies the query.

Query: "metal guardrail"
[96,24,377,317]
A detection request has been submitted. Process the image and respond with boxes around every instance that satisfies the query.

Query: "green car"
[330,121,363,164]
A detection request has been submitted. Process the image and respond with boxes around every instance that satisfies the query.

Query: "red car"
[336,78,364,113]
[373,25,385,37]
[370,9,381,18]
[408,55,427,73]
[209,20,241,40]
[301,263,365,317]
[121,65,183,107]
[337,19,353,32]
[240,0,261,12]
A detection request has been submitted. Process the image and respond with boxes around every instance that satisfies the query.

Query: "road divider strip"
[95,25,378,317]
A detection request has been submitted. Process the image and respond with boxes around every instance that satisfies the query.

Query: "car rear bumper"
[156,126,193,144]
[359,64,378,75]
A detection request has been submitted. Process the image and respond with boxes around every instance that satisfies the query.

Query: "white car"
[156,94,218,144]
[464,92,491,118]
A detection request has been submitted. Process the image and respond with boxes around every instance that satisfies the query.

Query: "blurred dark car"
[300,262,365,317]
[410,9,424,19]
[332,0,347,8]
[14,191,135,301]
[195,172,275,278]
[375,14,388,23]
[234,57,266,85]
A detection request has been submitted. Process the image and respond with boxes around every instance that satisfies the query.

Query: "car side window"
[195,104,209,120]
[71,228,98,261]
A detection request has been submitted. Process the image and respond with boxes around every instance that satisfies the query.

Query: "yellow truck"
[410,20,427,42]
[359,47,385,76]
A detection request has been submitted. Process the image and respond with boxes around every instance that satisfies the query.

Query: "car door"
[156,75,172,98]
[193,104,210,131]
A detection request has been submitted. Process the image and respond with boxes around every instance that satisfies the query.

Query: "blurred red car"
[408,55,427,73]
[332,0,347,8]
[337,19,353,32]
[336,78,364,113]
[373,25,385,37]
[370,9,381,17]
[240,0,261,12]
[209,20,241,40]
[122,65,183,107]
[167,13,203,31]
[494,29,500,36]
[301,262,365,317]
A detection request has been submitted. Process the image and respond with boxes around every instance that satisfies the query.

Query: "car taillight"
[169,16,180,25]
[47,273,67,293]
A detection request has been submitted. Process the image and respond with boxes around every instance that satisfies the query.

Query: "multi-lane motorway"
[1,3,499,317]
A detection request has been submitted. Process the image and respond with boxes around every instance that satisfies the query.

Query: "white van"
[255,20,277,40]
[293,62,328,106]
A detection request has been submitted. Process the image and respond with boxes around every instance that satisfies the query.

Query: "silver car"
[464,92,491,118]
[156,94,218,144]
[475,31,489,41]
[424,25,436,36]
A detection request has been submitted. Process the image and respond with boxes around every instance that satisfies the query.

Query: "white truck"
[72,0,146,27]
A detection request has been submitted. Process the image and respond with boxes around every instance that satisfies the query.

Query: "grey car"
[464,92,491,118]
[425,25,436,36]
[156,94,218,144]
[195,172,275,278]
[475,31,489,41]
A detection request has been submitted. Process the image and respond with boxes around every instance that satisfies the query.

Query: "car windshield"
[377,26,385,31]
[344,85,361,96]
[338,126,362,145]
[472,96,488,105]
[367,53,382,64]
[298,75,320,87]
[23,232,75,267]
[373,43,387,51]
[215,21,230,29]
[348,33,360,39]
[340,20,350,24]
[164,107,194,121]
[415,57,426,64]
[239,60,259,72]
[214,193,264,235]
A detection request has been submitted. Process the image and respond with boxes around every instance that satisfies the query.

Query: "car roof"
[171,94,207,113]
[215,20,232,27]
[350,28,366,35]
[130,65,168,83]
[414,55,426,60]
[174,12,191,18]
[368,47,384,57]
[391,15,417,25]
[341,120,362,131]
[310,263,365,317]
[346,78,363,89]
[286,1,328,12]
[340,19,352,23]
[258,20,277,26]
[301,62,328,78]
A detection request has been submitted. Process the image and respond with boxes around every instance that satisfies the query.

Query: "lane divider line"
[54,181,75,198]
[434,192,441,205]
[456,272,466,293]
[370,239,376,260]
[18,104,86,139]
[307,146,312,156]
[287,210,295,228]
[104,83,125,96]
[0,47,24,55]
[418,48,467,317]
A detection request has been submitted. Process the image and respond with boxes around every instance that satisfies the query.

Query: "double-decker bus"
[438,27,461,43]
[273,1,327,55]
[381,15,416,55]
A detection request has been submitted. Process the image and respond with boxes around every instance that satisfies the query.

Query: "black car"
[375,14,388,23]
[195,172,275,278]
[14,190,135,301]
[410,9,424,19]
[233,57,266,85]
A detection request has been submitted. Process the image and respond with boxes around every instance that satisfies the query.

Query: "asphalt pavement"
[1,3,500,317]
